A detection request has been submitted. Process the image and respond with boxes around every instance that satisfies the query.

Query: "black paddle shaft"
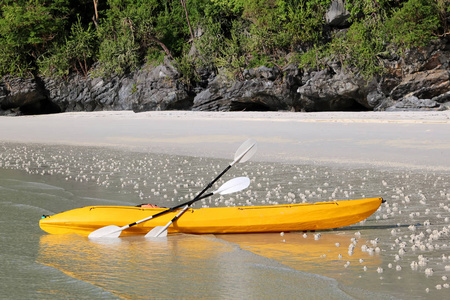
[128,165,231,227]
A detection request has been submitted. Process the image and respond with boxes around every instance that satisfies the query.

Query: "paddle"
[145,176,251,237]
[88,139,257,238]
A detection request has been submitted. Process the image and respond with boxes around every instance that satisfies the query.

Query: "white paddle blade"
[145,226,168,238]
[88,225,122,238]
[233,139,257,165]
[216,177,250,195]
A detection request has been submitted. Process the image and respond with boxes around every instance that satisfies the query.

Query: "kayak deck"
[39,197,383,236]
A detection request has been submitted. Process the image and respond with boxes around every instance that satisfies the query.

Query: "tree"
[0,0,70,76]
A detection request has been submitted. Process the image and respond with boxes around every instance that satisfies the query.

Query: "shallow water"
[1,142,449,299]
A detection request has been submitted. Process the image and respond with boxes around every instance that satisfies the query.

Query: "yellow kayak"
[39,197,383,236]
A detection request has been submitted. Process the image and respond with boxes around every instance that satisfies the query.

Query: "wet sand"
[1,110,449,171]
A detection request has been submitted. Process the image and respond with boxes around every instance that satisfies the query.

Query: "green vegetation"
[303,0,448,79]
[0,0,448,80]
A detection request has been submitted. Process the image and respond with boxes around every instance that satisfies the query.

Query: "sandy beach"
[1,110,450,299]
[1,110,449,170]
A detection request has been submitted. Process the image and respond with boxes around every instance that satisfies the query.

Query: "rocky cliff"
[1,1,449,115]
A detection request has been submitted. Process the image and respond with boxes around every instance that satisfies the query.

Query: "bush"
[38,16,98,78]
[243,0,331,54]
[0,44,31,77]
[309,0,444,80]
[329,19,385,79]
[386,0,441,48]
[0,0,70,77]
[96,28,140,76]
[1,0,449,81]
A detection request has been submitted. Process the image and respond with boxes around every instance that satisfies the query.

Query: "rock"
[390,70,450,100]
[432,91,450,103]
[379,73,402,96]
[1,37,449,115]
[40,58,193,113]
[193,65,301,111]
[131,60,193,112]
[0,76,60,115]
[373,97,396,112]
[385,96,442,111]
[374,37,450,111]
[297,68,371,111]
[385,37,450,103]
[367,91,386,108]
[325,0,350,27]
[401,38,449,74]
[43,74,97,112]
[255,66,281,80]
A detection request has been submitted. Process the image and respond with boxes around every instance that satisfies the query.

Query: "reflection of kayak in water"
[39,197,383,237]
[37,234,361,299]
[217,232,382,276]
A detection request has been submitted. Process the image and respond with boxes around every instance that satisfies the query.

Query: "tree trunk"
[181,0,195,42]
[149,35,174,59]
[92,0,99,28]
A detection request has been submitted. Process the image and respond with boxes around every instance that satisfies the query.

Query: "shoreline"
[14,110,450,123]
[1,110,449,171]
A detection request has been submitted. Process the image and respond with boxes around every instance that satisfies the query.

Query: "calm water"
[1,142,449,299]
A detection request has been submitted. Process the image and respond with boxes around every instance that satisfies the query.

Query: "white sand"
[1,111,449,170]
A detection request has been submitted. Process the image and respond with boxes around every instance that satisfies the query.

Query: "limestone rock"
[325,0,350,27]
[390,70,450,100]
[193,65,301,112]
[1,37,449,115]
[131,60,193,112]
[40,58,193,114]
[386,96,443,111]
[297,68,371,111]
[0,76,59,115]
